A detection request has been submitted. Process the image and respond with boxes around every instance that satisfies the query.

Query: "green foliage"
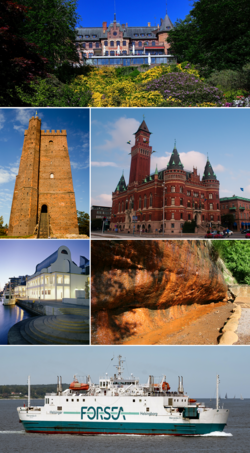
[20,0,80,68]
[212,241,250,284]
[182,220,196,233]
[91,218,103,231]
[115,67,140,78]
[167,0,250,72]
[54,61,92,84]
[16,75,91,106]
[77,211,89,236]
[0,384,69,399]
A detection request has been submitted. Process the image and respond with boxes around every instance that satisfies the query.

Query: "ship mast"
[28,375,31,408]
[216,374,220,410]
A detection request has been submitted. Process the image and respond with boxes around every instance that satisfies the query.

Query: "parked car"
[245,233,250,238]
[204,233,214,238]
[242,229,250,234]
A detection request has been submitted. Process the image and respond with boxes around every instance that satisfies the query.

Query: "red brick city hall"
[110,120,221,234]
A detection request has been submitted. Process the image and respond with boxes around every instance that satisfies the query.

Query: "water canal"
[0,300,33,345]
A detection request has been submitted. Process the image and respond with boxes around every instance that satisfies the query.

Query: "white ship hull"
[18,396,229,435]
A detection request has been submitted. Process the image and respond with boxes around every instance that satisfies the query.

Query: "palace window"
[171,198,175,205]
[217,203,219,209]
[104,41,108,45]
[171,223,175,228]
[201,194,204,198]
[139,197,141,209]
[82,43,85,48]
[147,33,152,37]
[110,51,115,55]
[126,198,128,210]
[152,41,155,46]
[211,215,214,220]
[180,198,183,206]
[85,35,90,38]
[171,186,175,192]
[110,41,114,46]
[187,191,191,196]
[105,51,109,55]
[188,214,191,220]
[180,213,183,219]
[210,203,213,210]
[144,195,147,208]
[123,41,126,46]
[180,186,183,193]
[113,32,117,36]
[149,193,152,207]
[118,202,120,212]
[202,203,204,209]
[209,194,213,199]
[92,35,97,38]
[134,34,139,37]
[139,41,142,47]
[194,192,198,197]
[122,201,124,212]
[89,43,92,48]
[171,213,174,219]
[116,41,120,46]
[187,201,191,208]
[122,50,127,55]
[96,43,99,48]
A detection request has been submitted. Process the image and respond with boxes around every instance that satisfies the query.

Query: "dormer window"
[92,34,97,38]
[85,35,90,38]
[50,173,54,178]
[134,34,138,37]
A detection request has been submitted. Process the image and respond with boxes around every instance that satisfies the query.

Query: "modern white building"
[26,246,89,301]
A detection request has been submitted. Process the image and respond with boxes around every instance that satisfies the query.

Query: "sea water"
[0,300,33,344]
[0,399,249,453]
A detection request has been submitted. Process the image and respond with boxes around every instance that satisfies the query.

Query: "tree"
[77,211,89,236]
[167,0,250,71]
[20,0,80,68]
[0,216,3,228]
[0,0,48,105]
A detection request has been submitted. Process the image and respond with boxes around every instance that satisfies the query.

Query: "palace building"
[8,114,79,238]
[220,196,250,231]
[75,10,175,67]
[110,119,221,234]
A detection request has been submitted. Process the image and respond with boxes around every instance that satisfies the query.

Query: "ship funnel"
[149,375,154,392]
[57,376,59,394]
[58,376,62,394]
[178,376,180,393]
[180,376,184,393]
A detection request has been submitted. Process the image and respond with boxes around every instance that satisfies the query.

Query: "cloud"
[0,168,17,185]
[91,162,118,167]
[0,111,5,130]
[91,194,112,206]
[244,185,250,194]
[71,159,89,170]
[220,189,233,194]
[214,164,225,172]
[96,117,140,153]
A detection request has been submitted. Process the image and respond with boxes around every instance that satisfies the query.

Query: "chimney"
[157,24,159,29]
[126,22,128,27]
[148,22,151,27]
[122,23,125,28]
[103,21,107,33]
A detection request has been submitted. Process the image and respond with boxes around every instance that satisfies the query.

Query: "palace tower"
[8,115,79,238]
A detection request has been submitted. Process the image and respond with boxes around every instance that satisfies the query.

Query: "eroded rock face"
[91,240,227,344]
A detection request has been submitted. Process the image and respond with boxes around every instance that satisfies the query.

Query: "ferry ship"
[17,356,229,436]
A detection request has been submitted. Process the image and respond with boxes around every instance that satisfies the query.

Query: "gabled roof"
[202,159,217,181]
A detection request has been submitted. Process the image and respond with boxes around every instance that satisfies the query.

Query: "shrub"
[145,72,224,106]
[182,220,196,233]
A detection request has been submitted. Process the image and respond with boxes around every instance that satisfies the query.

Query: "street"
[91,231,245,239]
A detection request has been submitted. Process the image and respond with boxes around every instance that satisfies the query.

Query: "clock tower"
[129,119,152,185]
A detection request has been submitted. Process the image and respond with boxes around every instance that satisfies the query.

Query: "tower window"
[171,186,175,193]
[50,173,54,178]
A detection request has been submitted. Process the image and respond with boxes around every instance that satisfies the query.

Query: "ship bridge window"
[57,406,62,410]
[77,399,79,402]
[66,399,69,402]
[82,399,85,402]
[146,408,149,412]
[71,399,74,402]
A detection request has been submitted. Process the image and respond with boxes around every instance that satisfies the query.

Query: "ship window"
[139,399,142,402]
[133,399,135,402]
[71,399,74,402]
[77,399,79,402]
[146,408,149,412]
[66,399,68,402]
[82,399,85,402]
[57,406,62,410]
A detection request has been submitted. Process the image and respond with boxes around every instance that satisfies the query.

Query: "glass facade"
[88,56,174,67]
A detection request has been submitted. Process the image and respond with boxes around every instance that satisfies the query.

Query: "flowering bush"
[144,72,224,106]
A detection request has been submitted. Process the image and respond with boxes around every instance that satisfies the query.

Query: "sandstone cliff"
[91,240,228,344]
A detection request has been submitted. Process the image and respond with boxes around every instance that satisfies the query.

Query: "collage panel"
[0,346,249,445]
[2,0,250,448]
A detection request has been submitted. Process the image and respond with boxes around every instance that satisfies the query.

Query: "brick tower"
[129,119,152,185]
[8,114,79,237]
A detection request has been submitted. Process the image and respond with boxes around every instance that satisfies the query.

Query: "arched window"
[187,200,191,208]
[144,195,147,208]
[195,202,198,209]
[171,198,175,205]
[116,41,120,46]
[110,41,114,47]
[50,173,54,178]
[180,198,183,206]
[210,203,213,210]
[139,197,141,209]
[138,41,142,47]
[149,193,152,207]
[202,203,204,209]
[118,202,120,212]
[171,186,175,192]
[180,186,183,193]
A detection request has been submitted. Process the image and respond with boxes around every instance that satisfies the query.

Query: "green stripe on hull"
[21,420,226,436]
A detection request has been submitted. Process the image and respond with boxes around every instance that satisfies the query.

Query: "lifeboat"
[69,380,89,391]
[189,398,196,403]
[162,382,170,391]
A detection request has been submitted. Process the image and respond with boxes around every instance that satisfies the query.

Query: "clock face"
[143,138,147,142]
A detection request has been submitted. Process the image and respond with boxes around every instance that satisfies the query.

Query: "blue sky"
[76,0,192,28]
[0,346,249,398]
[0,108,89,225]
[0,240,89,291]
[91,108,250,206]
